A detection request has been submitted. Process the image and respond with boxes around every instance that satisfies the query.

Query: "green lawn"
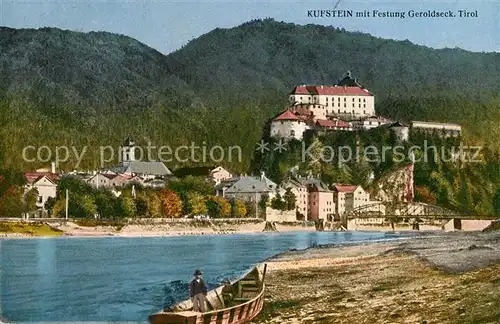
[0,221,64,236]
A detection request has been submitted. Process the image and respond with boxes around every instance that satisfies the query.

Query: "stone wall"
[265,208,296,222]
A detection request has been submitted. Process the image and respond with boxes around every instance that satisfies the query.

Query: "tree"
[158,189,183,218]
[231,199,247,218]
[146,190,162,218]
[95,190,117,218]
[186,192,207,216]
[168,176,214,196]
[494,189,500,216]
[244,200,256,217]
[135,193,149,217]
[270,193,286,210]
[79,195,98,218]
[56,176,94,197]
[205,196,231,218]
[51,198,66,218]
[24,187,39,214]
[0,186,25,217]
[283,188,296,211]
[44,196,57,216]
[415,186,436,205]
[115,196,136,218]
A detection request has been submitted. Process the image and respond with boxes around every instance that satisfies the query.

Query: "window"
[363,110,366,114]
[352,98,355,102]
[352,110,355,114]
[344,97,346,101]
[338,109,340,113]
[359,104,361,108]
[363,104,366,108]
[290,130,295,137]
[344,103,346,108]
[326,97,328,101]
[37,196,43,203]
[363,98,366,102]
[300,96,302,100]
[358,98,361,102]
[337,97,340,101]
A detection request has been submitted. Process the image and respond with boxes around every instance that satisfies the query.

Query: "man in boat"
[221,279,233,307]
[189,269,208,312]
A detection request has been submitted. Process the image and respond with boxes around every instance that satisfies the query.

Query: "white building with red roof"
[289,72,375,119]
[270,109,311,140]
[24,172,59,211]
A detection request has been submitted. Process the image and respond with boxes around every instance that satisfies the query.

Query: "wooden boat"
[149,264,267,324]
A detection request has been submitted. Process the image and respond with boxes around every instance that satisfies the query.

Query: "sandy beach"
[251,231,500,323]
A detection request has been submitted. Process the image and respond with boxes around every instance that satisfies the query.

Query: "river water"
[1,231,402,322]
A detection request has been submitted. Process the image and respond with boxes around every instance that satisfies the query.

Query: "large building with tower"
[288,71,375,119]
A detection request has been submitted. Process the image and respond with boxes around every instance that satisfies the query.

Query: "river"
[1,231,405,322]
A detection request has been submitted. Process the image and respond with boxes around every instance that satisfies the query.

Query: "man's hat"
[193,269,203,276]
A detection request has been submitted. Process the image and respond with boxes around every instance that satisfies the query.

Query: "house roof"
[308,181,331,192]
[24,172,60,184]
[214,177,241,190]
[109,161,172,176]
[337,71,364,88]
[334,184,359,193]
[290,85,373,96]
[388,121,409,128]
[316,119,334,127]
[273,109,300,121]
[225,176,277,194]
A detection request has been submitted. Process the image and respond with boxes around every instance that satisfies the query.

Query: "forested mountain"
[0,18,499,174]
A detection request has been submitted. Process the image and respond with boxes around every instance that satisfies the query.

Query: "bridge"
[344,201,472,220]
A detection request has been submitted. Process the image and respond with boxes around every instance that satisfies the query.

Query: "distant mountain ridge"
[0,19,499,172]
[2,19,500,110]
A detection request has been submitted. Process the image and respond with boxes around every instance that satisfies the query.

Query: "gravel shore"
[252,231,500,324]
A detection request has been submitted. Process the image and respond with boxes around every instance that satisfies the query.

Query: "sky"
[0,0,498,54]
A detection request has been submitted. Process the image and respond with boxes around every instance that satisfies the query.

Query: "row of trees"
[42,176,256,219]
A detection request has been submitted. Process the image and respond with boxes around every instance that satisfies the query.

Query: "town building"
[222,172,278,202]
[289,72,375,119]
[106,138,173,179]
[351,116,393,131]
[388,121,410,142]
[315,119,353,131]
[307,181,335,221]
[87,172,128,188]
[411,121,462,137]
[24,172,59,212]
[281,178,309,219]
[209,166,233,185]
[270,109,311,140]
[333,184,370,216]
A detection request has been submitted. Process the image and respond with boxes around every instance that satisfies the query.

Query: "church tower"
[121,137,136,163]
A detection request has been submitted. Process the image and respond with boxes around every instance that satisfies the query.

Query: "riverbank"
[0,221,63,237]
[0,220,317,238]
[252,231,500,323]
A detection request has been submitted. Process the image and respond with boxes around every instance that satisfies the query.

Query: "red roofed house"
[315,118,353,131]
[24,172,58,212]
[270,108,311,140]
[289,72,375,119]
